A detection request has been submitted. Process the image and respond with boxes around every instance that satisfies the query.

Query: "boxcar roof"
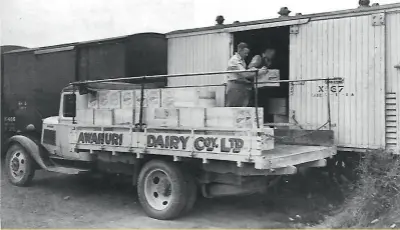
[166,2,400,37]
[3,32,166,55]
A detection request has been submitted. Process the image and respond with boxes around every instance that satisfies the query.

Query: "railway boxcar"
[1,33,167,147]
[165,3,400,154]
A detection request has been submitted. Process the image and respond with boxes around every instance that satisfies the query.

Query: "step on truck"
[3,70,339,220]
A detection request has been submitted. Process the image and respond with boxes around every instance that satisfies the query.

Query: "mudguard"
[5,135,52,170]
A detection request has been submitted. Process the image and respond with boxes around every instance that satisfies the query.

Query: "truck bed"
[69,130,335,171]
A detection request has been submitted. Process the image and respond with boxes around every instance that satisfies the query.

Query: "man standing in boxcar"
[248,47,276,70]
[225,42,266,107]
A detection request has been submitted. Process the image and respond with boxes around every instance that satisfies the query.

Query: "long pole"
[70,69,343,86]
[254,71,260,129]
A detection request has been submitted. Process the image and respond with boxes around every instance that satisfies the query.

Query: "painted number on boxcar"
[312,85,355,97]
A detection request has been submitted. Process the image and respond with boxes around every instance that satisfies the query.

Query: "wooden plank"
[257,144,336,169]
[138,131,266,155]
[297,159,327,168]
[70,126,336,170]
[274,129,334,147]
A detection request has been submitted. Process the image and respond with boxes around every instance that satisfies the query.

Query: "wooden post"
[254,71,260,129]
[139,79,145,131]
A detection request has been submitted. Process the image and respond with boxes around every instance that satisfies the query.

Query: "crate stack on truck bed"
[72,85,275,158]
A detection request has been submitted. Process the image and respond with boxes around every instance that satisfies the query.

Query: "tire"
[137,160,188,220]
[4,144,36,186]
[181,173,197,215]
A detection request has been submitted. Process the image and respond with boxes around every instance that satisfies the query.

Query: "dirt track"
[1,168,344,228]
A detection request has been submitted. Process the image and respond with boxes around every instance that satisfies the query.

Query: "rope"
[291,114,304,130]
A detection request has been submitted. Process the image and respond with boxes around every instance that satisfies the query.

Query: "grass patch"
[320,151,400,228]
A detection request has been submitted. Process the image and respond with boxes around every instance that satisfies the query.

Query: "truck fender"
[5,135,51,170]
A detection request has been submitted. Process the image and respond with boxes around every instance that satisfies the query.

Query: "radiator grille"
[43,129,56,146]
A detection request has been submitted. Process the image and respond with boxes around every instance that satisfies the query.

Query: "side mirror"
[63,94,76,117]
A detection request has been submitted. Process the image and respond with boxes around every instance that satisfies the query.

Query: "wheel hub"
[156,178,172,196]
[144,169,173,211]
[11,158,20,171]
[8,151,27,181]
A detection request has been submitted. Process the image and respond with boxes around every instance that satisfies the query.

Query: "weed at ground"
[320,151,400,228]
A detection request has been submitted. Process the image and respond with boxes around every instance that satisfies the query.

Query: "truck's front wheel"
[137,160,188,220]
[5,144,36,186]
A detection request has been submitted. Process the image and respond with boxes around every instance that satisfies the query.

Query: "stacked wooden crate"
[75,93,95,124]
[74,87,264,129]
[74,87,273,151]
[256,69,281,88]
[267,98,289,125]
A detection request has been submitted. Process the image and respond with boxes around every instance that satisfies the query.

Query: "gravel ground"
[1,167,343,228]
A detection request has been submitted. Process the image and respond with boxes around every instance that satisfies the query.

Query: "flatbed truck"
[3,70,339,220]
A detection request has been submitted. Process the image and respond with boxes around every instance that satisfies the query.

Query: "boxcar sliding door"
[289,14,386,150]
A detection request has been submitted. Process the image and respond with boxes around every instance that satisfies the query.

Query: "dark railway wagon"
[1,33,168,145]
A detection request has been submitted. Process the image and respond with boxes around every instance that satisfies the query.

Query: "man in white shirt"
[226,42,266,107]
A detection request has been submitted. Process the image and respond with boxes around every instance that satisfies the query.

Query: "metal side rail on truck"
[2,69,341,220]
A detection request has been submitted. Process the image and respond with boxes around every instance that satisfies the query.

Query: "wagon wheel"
[181,172,198,215]
[137,160,188,220]
[5,144,36,186]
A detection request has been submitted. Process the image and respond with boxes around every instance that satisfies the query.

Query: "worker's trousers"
[225,80,253,107]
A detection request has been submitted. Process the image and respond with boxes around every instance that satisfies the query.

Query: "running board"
[46,166,90,175]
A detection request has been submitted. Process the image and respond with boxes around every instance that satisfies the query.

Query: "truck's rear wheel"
[5,144,35,186]
[181,173,197,215]
[137,160,188,220]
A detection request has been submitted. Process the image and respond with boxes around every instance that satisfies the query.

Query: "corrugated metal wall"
[167,33,232,87]
[386,12,400,153]
[289,14,386,149]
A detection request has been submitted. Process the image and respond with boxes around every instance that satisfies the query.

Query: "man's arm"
[227,58,256,80]
[248,55,262,69]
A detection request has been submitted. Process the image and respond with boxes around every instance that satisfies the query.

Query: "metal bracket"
[372,13,385,26]
[290,25,299,34]
[291,81,305,85]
